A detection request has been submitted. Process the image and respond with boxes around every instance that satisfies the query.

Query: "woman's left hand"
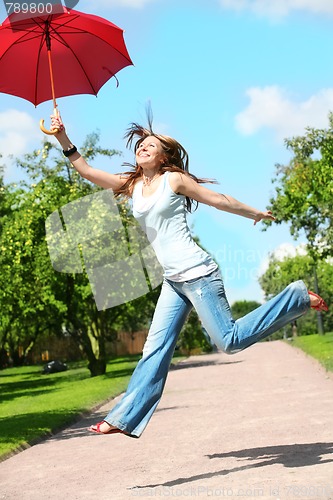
[253,211,275,225]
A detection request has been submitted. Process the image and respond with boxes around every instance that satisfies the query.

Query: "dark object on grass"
[42,360,68,374]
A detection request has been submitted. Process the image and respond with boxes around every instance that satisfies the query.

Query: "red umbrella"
[0,7,133,134]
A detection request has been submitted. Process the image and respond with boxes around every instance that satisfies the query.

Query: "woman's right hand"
[50,113,65,136]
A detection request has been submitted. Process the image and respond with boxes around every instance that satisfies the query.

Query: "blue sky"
[1,0,333,304]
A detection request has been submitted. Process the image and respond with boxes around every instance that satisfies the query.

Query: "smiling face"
[135,135,166,170]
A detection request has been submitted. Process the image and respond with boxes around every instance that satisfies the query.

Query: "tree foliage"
[177,310,212,355]
[231,300,261,320]
[259,253,333,335]
[264,112,333,260]
[261,112,333,334]
[0,134,161,375]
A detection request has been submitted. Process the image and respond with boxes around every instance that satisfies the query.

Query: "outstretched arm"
[50,114,127,191]
[169,172,275,225]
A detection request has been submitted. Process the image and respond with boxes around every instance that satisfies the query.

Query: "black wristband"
[63,145,77,157]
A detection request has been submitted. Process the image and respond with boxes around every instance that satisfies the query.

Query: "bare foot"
[308,291,328,312]
[309,294,320,308]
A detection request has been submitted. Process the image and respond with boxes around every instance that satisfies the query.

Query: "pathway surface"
[0,341,333,500]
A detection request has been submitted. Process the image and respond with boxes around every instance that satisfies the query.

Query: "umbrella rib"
[48,25,129,94]
[0,17,53,64]
[0,26,42,62]
[34,30,46,107]
[50,29,99,95]
[49,16,133,65]
[0,25,47,106]
[54,29,121,89]
[0,15,133,67]
[0,14,132,104]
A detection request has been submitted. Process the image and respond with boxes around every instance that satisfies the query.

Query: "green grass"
[0,355,142,460]
[0,353,185,461]
[289,332,333,372]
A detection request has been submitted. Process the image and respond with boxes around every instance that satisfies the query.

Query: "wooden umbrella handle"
[40,117,59,135]
[40,47,60,135]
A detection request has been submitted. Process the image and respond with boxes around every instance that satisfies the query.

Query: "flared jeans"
[104,269,310,437]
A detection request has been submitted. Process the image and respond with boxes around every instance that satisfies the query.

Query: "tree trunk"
[66,275,107,376]
[80,328,107,376]
[313,267,325,335]
[88,358,107,377]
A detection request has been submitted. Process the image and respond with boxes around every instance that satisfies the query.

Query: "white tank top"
[132,172,217,281]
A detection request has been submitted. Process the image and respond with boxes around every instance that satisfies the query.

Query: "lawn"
[0,355,142,460]
[0,353,185,461]
[289,332,333,372]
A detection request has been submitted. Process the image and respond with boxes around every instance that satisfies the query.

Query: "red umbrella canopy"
[0,7,133,106]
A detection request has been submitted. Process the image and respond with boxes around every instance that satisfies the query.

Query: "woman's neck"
[141,168,161,187]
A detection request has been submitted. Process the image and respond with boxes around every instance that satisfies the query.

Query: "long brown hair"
[114,114,217,212]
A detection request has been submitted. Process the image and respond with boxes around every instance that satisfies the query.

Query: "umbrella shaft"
[47,49,57,110]
[44,22,57,109]
[45,22,51,50]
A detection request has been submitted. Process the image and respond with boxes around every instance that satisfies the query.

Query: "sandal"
[308,291,329,312]
[89,421,125,435]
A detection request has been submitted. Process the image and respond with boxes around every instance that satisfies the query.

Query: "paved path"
[1,341,333,500]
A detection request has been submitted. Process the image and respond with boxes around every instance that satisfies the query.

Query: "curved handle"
[40,118,59,135]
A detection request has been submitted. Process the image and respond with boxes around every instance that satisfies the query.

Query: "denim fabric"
[104,269,310,437]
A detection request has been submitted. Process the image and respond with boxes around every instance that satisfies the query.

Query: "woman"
[51,114,328,438]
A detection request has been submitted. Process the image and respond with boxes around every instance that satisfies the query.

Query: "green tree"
[0,134,160,374]
[0,182,67,365]
[259,253,333,335]
[265,113,333,258]
[264,112,333,333]
[231,300,261,320]
[177,310,212,355]
[0,160,15,367]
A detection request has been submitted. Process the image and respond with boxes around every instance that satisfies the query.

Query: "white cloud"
[235,86,333,140]
[219,0,333,19]
[0,109,40,159]
[271,242,307,260]
[258,242,307,276]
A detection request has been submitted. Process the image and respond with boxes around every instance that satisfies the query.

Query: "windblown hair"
[114,112,217,212]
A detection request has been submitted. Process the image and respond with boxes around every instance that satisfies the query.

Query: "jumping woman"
[51,113,328,438]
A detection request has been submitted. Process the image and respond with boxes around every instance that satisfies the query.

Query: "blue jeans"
[104,269,310,437]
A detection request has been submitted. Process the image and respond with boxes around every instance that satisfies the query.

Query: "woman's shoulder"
[168,170,186,192]
[131,176,143,195]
